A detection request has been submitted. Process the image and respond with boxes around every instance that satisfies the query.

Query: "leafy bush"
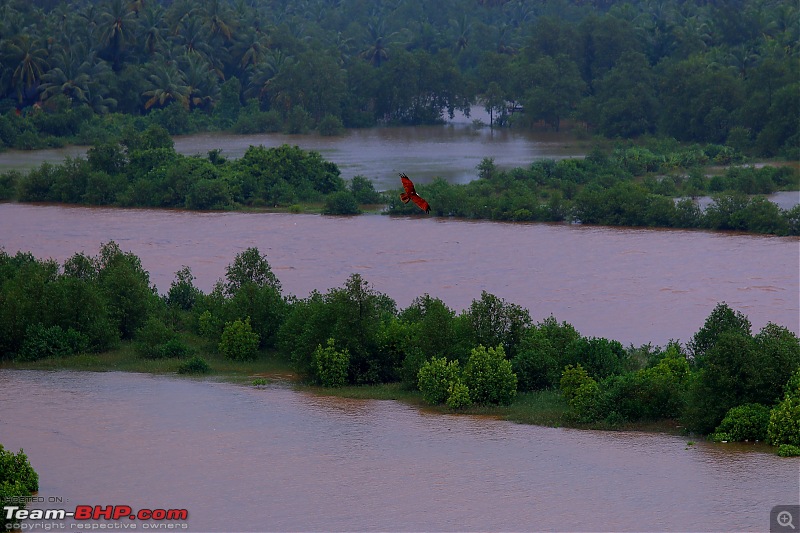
[219,317,260,361]
[463,345,517,406]
[513,316,581,391]
[710,403,771,442]
[568,380,606,423]
[134,316,176,359]
[16,323,89,361]
[560,364,595,403]
[446,379,472,409]
[565,336,631,379]
[418,356,461,405]
[318,114,345,136]
[777,444,800,457]
[0,445,38,530]
[177,355,211,374]
[324,190,361,215]
[767,368,800,446]
[313,338,350,387]
[349,176,382,204]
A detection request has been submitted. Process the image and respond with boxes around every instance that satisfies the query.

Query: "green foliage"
[0,445,38,529]
[560,364,595,404]
[323,190,361,215]
[688,303,751,364]
[464,291,531,359]
[777,444,800,457]
[166,266,202,311]
[710,403,771,442]
[568,380,606,424]
[219,317,260,362]
[224,247,281,296]
[446,379,472,409]
[565,336,631,380]
[177,356,211,375]
[278,274,396,385]
[417,356,461,405]
[16,323,88,361]
[767,368,800,447]
[318,114,345,136]
[349,176,383,204]
[463,345,517,406]
[513,316,582,391]
[683,318,799,434]
[313,338,350,388]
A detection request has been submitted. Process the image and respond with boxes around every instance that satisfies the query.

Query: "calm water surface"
[1,203,797,346]
[0,370,796,532]
[0,112,587,191]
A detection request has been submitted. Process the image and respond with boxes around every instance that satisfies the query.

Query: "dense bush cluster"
[3,244,798,446]
[0,0,797,157]
[0,445,38,530]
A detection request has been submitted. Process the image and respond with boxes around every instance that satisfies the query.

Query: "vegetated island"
[1,244,798,459]
[1,128,799,235]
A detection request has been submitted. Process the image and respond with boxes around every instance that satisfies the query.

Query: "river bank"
[0,343,755,445]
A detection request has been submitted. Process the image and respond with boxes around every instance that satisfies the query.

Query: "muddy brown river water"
[1,122,798,532]
[0,370,797,532]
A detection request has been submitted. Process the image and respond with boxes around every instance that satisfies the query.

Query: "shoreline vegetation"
[1,245,798,458]
[1,130,799,235]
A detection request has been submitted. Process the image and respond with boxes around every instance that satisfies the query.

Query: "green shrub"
[0,445,38,530]
[323,191,361,215]
[219,317,260,361]
[560,364,594,403]
[446,379,472,409]
[418,356,460,405]
[568,380,606,423]
[710,403,771,442]
[16,323,89,361]
[318,114,345,136]
[777,444,800,457]
[463,345,517,406]
[767,368,800,446]
[177,355,211,374]
[159,338,194,358]
[313,338,350,387]
[134,316,175,359]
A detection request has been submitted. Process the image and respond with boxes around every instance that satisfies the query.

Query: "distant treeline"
[1,245,798,452]
[0,0,797,157]
[2,130,798,234]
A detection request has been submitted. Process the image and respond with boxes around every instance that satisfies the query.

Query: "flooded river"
[0,370,796,532]
[1,203,797,347]
[1,122,798,532]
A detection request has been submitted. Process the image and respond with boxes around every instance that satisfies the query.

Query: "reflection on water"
[0,370,795,532]
[1,203,797,346]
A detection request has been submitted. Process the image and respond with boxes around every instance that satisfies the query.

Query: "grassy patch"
[1,340,295,383]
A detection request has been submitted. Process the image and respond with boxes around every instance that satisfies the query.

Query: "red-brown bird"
[399,173,430,214]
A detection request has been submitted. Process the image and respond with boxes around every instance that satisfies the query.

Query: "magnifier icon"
[778,510,796,529]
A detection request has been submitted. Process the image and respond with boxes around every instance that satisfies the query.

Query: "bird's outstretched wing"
[399,173,430,214]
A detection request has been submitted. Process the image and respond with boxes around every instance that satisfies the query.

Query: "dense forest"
[0,0,797,157]
[1,245,798,454]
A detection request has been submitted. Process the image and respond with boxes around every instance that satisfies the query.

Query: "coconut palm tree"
[99,0,139,68]
[2,34,49,103]
[360,19,398,67]
[137,3,167,56]
[142,61,189,110]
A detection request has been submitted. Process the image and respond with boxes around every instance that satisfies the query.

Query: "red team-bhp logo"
[4,504,189,529]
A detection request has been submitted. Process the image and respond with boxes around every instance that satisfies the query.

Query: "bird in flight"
[399,173,430,214]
